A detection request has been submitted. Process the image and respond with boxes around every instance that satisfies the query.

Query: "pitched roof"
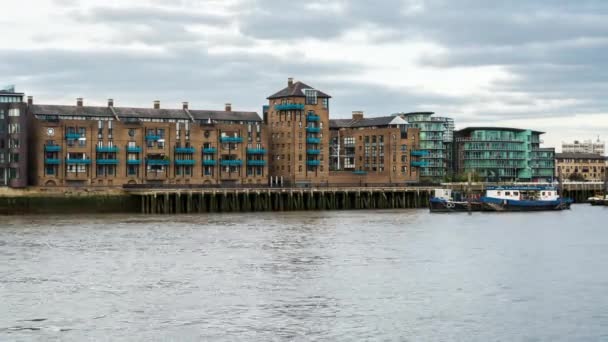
[189,109,262,122]
[267,81,331,99]
[330,116,407,129]
[456,127,545,135]
[114,107,189,120]
[555,152,606,160]
[31,104,114,118]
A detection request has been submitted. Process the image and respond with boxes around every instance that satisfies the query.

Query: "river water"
[2,205,608,341]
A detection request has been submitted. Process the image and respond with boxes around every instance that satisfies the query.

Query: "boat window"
[542,192,546,196]
[497,191,501,195]
[513,192,519,196]
[505,192,511,196]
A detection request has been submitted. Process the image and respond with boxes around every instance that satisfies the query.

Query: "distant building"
[0,86,27,188]
[328,111,420,184]
[393,112,455,181]
[28,98,268,187]
[454,127,555,182]
[562,139,605,156]
[555,153,607,181]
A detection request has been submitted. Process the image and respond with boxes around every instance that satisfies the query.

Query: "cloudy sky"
[2,0,607,149]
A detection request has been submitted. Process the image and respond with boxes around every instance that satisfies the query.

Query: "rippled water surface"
[2,205,608,341]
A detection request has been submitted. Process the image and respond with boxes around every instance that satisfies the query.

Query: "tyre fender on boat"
[446,202,455,209]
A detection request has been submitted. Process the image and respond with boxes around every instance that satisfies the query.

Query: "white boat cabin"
[485,187,559,201]
[434,189,452,201]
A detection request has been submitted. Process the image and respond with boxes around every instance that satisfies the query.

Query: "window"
[9,153,19,163]
[8,108,20,117]
[8,123,20,134]
[322,98,328,109]
[305,89,318,105]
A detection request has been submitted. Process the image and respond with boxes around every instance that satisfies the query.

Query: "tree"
[568,173,586,182]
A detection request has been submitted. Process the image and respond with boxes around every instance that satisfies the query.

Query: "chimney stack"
[27,96,33,106]
[182,102,189,110]
[153,100,160,109]
[288,77,294,87]
[352,111,364,120]
[225,103,232,112]
[108,98,114,107]
[76,98,83,107]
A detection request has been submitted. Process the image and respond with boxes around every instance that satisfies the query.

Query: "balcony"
[96,146,119,153]
[45,158,61,165]
[307,114,320,122]
[307,149,321,155]
[127,159,141,165]
[145,135,162,141]
[175,160,196,166]
[307,160,321,166]
[65,133,81,140]
[353,170,367,175]
[220,137,243,143]
[45,145,61,152]
[411,150,430,157]
[96,159,119,165]
[66,158,91,165]
[175,147,195,154]
[146,159,170,166]
[203,148,217,154]
[275,103,305,111]
[411,161,430,167]
[220,160,243,166]
[202,160,216,166]
[307,137,321,144]
[247,160,267,166]
[306,127,321,133]
[127,146,142,153]
[246,148,267,155]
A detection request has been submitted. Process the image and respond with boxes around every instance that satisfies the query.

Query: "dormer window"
[305,89,317,105]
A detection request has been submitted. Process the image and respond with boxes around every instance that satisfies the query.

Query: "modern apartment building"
[266,78,331,186]
[393,112,454,181]
[29,98,268,187]
[562,139,605,156]
[0,86,28,188]
[328,111,420,184]
[454,127,555,182]
[555,153,607,181]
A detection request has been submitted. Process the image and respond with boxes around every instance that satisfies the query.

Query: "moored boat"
[588,195,605,206]
[480,186,572,211]
[429,189,484,213]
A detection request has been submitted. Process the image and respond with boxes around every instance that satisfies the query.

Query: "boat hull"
[429,199,485,213]
[480,197,572,212]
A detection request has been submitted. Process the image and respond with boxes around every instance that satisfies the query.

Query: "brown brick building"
[328,111,421,184]
[555,152,607,181]
[29,98,268,187]
[266,78,331,186]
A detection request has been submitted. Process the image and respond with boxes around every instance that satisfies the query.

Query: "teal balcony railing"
[45,145,61,152]
[411,150,430,157]
[307,160,321,166]
[127,146,142,153]
[175,160,195,166]
[65,133,81,140]
[175,147,195,154]
[307,137,321,144]
[45,158,61,165]
[202,160,216,166]
[145,135,162,141]
[247,160,267,166]
[203,148,217,154]
[246,148,266,155]
[146,159,170,166]
[96,146,119,153]
[307,114,320,122]
[307,149,321,155]
[411,161,430,167]
[275,103,305,111]
[353,170,368,175]
[220,160,243,166]
[96,159,119,165]
[306,127,321,133]
[66,158,91,165]
[220,137,243,143]
[127,159,141,165]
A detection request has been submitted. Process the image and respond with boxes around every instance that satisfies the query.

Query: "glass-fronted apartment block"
[393,112,454,181]
[0,86,28,188]
[454,127,555,182]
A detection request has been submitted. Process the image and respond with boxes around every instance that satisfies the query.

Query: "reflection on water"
[2,206,608,340]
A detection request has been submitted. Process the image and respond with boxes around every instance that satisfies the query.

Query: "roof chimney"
[107,98,114,107]
[288,77,294,87]
[27,96,33,106]
[76,98,83,107]
[182,102,189,110]
[225,103,232,112]
[153,100,160,109]
[352,111,364,120]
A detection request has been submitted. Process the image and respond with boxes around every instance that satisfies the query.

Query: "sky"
[2,0,608,150]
